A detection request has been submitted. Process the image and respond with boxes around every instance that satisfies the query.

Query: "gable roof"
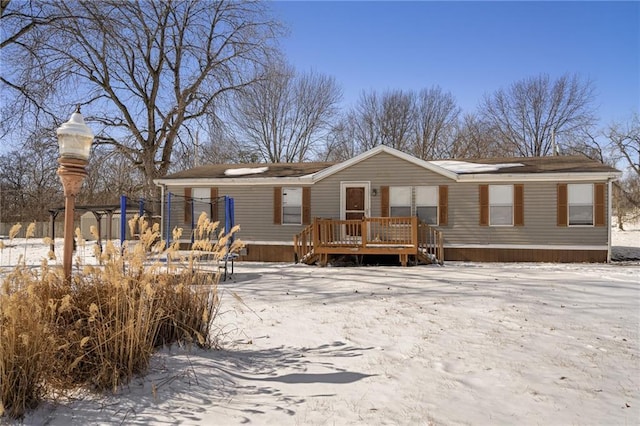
[154,145,620,186]
[434,155,619,175]
[162,161,335,180]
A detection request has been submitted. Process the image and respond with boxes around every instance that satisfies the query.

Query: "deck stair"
[293,217,444,266]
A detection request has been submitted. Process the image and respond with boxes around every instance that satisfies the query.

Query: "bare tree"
[449,113,502,159]
[3,0,281,200]
[321,118,360,162]
[607,113,640,178]
[229,60,342,163]
[411,86,460,160]
[0,0,69,133]
[347,89,415,152]
[480,73,597,157]
[0,132,62,222]
[606,114,640,225]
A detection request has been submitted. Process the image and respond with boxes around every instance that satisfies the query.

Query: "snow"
[224,166,269,177]
[2,224,639,425]
[430,160,524,174]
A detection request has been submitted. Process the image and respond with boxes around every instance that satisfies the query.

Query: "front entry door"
[345,187,365,236]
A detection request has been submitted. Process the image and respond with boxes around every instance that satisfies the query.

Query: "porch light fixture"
[56,106,94,280]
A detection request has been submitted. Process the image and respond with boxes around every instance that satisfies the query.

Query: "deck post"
[313,217,319,248]
[361,218,367,248]
[411,216,418,253]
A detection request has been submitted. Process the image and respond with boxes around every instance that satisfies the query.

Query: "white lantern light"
[56,107,94,161]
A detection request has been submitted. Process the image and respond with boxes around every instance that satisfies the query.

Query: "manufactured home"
[154,145,620,264]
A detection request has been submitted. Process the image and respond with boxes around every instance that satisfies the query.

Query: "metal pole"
[166,192,172,245]
[57,158,88,281]
[120,195,127,251]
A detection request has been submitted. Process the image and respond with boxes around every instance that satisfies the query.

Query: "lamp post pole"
[56,107,94,281]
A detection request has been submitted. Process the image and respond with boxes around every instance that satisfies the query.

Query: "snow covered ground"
[3,225,639,425]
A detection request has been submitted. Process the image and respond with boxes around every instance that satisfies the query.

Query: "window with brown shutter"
[273,187,282,224]
[302,187,311,225]
[380,186,389,217]
[514,184,524,226]
[210,187,218,222]
[557,183,568,227]
[184,187,192,224]
[479,185,489,226]
[594,183,606,227]
[438,185,448,226]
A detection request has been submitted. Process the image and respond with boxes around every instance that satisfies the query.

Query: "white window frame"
[389,186,412,217]
[568,183,594,226]
[415,186,438,225]
[282,187,302,225]
[489,184,513,226]
[191,187,211,220]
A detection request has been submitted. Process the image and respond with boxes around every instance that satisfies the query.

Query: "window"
[415,186,438,225]
[192,187,210,219]
[489,185,513,226]
[389,186,412,217]
[568,183,593,225]
[282,187,302,224]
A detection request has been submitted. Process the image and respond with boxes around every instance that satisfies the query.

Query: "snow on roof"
[430,160,524,174]
[223,166,269,177]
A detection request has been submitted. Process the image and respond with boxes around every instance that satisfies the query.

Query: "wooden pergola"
[47,203,151,253]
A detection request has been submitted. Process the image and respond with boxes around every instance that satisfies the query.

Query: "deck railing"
[418,221,444,265]
[294,217,444,265]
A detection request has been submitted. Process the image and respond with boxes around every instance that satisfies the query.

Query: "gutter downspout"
[607,178,613,263]
[157,183,165,244]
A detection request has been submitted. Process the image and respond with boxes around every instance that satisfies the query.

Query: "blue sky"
[271,1,639,127]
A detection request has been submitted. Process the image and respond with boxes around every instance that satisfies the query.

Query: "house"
[154,145,621,264]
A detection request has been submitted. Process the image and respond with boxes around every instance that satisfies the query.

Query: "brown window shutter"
[302,187,311,225]
[557,183,568,227]
[438,185,448,226]
[210,187,218,222]
[514,184,524,226]
[184,187,192,224]
[273,187,282,225]
[594,183,606,227]
[479,185,489,226]
[380,186,389,217]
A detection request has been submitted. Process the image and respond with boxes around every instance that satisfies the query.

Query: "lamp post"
[56,107,94,281]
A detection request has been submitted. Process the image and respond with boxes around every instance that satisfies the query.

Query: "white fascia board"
[312,145,459,182]
[154,176,315,187]
[455,171,621,183]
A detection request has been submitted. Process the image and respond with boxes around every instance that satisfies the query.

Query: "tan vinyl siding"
[446,181,609,246]
[163,150,611,248]
[312,151,455,220]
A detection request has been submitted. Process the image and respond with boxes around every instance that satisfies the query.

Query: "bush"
[0,213,241,419]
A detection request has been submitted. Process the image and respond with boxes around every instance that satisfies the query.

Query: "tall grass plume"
[0,214,241,419]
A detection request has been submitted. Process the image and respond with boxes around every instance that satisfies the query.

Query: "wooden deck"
[294,217,444,266]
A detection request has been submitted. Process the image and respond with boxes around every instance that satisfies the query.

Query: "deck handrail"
[294,216,444,265]
[293,222,314,263]
[417,221,444,265]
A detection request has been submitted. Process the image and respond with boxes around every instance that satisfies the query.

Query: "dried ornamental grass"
[0,214,241,419]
